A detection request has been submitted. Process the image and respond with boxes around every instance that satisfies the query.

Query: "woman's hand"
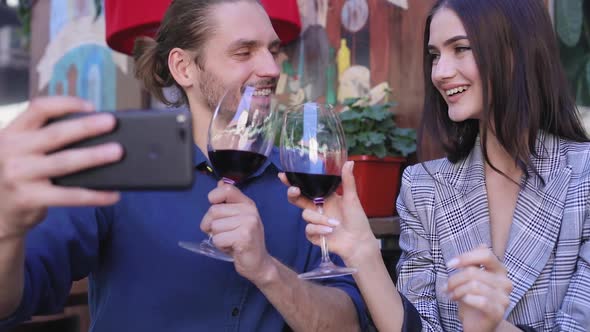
[446,246,513,332]
[279,161,380,265]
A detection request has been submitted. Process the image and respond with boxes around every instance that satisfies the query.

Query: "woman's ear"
[168,47,197,88]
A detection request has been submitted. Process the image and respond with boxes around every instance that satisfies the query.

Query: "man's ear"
[168,47,198,88]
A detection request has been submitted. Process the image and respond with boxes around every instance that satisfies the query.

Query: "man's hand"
[0,96,123,239]
[200,181,274,283]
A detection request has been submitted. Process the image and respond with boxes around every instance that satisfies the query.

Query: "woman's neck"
[482,130,523,181]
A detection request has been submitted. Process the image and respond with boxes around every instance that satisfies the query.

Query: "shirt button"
[231,307,240,317]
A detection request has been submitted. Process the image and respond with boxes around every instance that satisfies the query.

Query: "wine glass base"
[298,262,357,280]
[178,241,234,262]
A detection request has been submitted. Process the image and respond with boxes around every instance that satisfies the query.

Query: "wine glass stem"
[314,200,333,265]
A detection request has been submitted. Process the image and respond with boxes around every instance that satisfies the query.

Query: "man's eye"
[234,50,251,58]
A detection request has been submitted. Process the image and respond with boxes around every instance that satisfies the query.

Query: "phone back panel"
[51,109,194,190]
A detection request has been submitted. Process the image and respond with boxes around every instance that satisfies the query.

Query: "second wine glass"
[179,85,278,261]
[280,102,357,279]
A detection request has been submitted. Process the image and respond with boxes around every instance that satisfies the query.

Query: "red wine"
[285,172,342,199]
[208,150,267,183]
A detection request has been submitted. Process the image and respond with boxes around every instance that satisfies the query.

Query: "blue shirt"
[0,147,367,332]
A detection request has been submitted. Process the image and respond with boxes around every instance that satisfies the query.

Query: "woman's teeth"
[445,86,469,96]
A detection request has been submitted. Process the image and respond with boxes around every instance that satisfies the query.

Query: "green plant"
[339,94,416,158]
[556,0,590,106]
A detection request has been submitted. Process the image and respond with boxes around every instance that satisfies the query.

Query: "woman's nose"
[432,55,457,82]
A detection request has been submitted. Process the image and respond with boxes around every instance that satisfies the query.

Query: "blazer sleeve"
[395,165,444,332]
[554,201,590,331]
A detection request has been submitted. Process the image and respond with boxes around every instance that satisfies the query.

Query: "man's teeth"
[253,88,272,96]
[445,86,469,96]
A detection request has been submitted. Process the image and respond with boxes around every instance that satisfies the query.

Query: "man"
[0,0,367,331]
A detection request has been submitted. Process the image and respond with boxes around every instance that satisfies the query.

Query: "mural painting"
[276,0,409,111]
[37,0,128,111]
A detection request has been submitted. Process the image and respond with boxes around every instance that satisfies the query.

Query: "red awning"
[105,0,171,55]
[260,0,301,44]
[105,0,301,56]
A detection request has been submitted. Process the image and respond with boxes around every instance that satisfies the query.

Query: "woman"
[282,0,590,331]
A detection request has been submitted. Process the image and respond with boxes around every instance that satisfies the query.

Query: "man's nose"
[256,50,281,78]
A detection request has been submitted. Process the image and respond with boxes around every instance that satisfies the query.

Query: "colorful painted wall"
[30,0,142,111]
[277,0,437,158]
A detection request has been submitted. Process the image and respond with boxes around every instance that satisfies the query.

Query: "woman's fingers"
[447,266,510,295]
[304,224,324,247]
[453,278,510,322]
[301,209,340,227]
[447,245,506,273]
[277,172,290,187]
[445,247,513,324]
[306,223,335,236]
[460,293,507,321]
[279,174,317,210]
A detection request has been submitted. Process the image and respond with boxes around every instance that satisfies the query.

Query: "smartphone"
[49,109,194,190]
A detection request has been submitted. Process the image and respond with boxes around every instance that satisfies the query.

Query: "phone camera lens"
[178,128,186,141]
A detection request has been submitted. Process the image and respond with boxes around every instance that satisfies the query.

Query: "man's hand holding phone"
[0,96,123,239]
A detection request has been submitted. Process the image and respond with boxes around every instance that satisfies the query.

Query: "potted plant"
[339,92,416,217]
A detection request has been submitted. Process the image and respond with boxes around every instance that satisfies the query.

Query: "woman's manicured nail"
[319,226,334,234]
[327,218,340,226]
[447,258,460,268]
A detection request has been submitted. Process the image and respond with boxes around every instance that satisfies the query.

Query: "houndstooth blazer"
[395,133,590,331]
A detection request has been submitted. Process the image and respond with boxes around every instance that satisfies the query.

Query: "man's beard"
[198,68,226,112]
[198,67,278,112]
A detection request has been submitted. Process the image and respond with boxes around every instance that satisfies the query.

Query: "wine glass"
[179,85,278,261]
[280,102,357,279]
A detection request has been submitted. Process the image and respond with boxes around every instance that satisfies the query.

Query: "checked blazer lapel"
[433,143,492,268]
[432,134,571,314]
[503,135,571,313]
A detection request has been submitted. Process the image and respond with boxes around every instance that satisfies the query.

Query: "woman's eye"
[429,53,440,63]
[456,46,471,53]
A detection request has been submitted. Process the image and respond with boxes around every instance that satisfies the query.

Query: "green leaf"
[576,59,590,106]
[367,132,385,146]
[556,0,584,47]
[393,127,417,140]
[373,145,388,159]
[343,98,361,107]
[364,106,390,121]
[94,0,103,19]
[340,110,363,122]
[342,121,360,134]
